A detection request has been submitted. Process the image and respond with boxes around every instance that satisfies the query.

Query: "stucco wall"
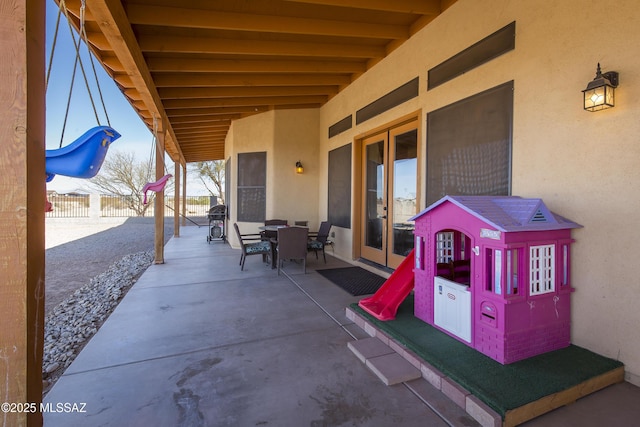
[225,109,320,247]
[317,0,640,382]
[272,109,321,230]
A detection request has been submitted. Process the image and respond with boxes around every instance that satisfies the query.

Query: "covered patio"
[43,225,471,426]
[42,225,640,426]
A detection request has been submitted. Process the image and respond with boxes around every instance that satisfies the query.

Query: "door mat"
[316,267,386,296]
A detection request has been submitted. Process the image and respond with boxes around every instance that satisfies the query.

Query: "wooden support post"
[182,166,187,227]
[173,161,180,237]
[154,129,166,264]
[0,1,46,426]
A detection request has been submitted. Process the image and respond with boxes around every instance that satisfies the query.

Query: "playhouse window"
[485,248,493,292]
[436,231,454,263]
[530,245,555,295]
[561,244,570,287]
[506,248,520,295]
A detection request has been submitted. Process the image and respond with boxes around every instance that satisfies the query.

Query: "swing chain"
[49,0,111,147]
[80,0,111,128]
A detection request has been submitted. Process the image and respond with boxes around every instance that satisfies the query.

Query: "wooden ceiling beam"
[272,103,323,110]
[126,5,407,40]
[282,0,442,15]
[162,95,327,109]
[182,141,226,147]
[101,55,126,72]
[171,116,231,130]
[153,73,352,87]
[167,107,264,117]
[158,85,338,99]
[174,129,230,136]
[147,57,366,74]
[182,147,226,154]
[177,136,228,144]
[138,34,385,59]
[123,88,143,101]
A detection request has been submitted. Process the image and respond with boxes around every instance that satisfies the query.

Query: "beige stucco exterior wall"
[225,109,320,247]
[316,0,640,383]
[272,109,321,229]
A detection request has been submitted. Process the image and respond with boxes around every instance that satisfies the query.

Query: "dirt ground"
[44,217,191,314]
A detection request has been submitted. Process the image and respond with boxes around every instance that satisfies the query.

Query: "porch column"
[154,129,166,264]
[182,165,187,227]
[0,1,46,426]
[173,161,181,237]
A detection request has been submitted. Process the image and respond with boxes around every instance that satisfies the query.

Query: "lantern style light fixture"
[295,161,304,174]
[582,63,619,112]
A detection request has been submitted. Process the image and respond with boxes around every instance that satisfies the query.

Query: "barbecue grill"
[207,205,226,243]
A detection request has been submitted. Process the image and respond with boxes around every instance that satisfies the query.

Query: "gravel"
[42,251,154,392]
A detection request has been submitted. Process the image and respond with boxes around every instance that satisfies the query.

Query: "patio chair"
[261,219,288,240]
[307,221,332,263]
[276,226,308,275]
[233,223,271,271]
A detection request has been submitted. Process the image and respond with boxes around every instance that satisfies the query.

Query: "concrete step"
[348,337,421,385]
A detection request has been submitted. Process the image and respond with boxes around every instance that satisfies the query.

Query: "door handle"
[380,215,387,219]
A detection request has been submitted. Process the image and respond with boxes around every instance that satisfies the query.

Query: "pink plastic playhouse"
[410,195,582,364]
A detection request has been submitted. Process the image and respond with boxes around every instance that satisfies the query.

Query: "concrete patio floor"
[44,225,640,426]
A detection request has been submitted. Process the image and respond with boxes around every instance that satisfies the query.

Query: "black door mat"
[316,266,386,296]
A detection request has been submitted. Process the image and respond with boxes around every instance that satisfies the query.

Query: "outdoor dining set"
[233,220,332,274]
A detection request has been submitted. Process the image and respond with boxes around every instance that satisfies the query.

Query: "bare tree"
[192,160,225,204]
[89,150,171,216]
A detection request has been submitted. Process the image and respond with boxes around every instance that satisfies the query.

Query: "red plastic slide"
[358,249,415,321]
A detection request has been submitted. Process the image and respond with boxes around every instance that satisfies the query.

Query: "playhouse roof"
[410,196,582,232]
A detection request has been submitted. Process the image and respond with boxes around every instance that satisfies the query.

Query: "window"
[530,245,555,295]
[561,244,570,287]
[237,152,266,222]
[485,248,493,292]
[436,232,454,263]
[426,82,513,205]
[494,249,502,295]
[506,248,520,295]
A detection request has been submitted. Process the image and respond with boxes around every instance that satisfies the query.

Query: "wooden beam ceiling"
[57,0,456,163]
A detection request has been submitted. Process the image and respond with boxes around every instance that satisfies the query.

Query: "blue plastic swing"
[45,126,121,182]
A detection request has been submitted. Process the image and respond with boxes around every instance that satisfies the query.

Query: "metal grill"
[207,205,226,243]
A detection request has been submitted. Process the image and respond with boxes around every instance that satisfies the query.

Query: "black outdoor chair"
[276,226,308,275]
[233,223,271,271]
[260,219,288,240]
[307,221,332,263]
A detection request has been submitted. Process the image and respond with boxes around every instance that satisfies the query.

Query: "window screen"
[426,82,513,206]
[237,152,266,222]
[328,144,352,228]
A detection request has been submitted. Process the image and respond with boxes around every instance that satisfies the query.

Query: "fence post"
[90,193,101,219]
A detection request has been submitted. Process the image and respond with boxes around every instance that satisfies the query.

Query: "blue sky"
[45,1,208,195]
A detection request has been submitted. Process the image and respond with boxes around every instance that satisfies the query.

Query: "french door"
[361,120,419,269]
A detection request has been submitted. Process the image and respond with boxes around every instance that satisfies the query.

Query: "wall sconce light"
[582,63,619,112]
[295,161,304,174]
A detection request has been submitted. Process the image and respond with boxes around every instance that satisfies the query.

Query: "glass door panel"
[360,119,419,269]
[361,135,387,265]
[388,125,418,268]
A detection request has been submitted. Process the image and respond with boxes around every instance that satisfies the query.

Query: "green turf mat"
[350,295,623,417]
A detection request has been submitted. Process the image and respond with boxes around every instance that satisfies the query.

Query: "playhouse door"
[361,121,418,268]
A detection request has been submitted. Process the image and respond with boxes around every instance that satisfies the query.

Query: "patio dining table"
[258,225,309,269]
[258,225,288,269]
